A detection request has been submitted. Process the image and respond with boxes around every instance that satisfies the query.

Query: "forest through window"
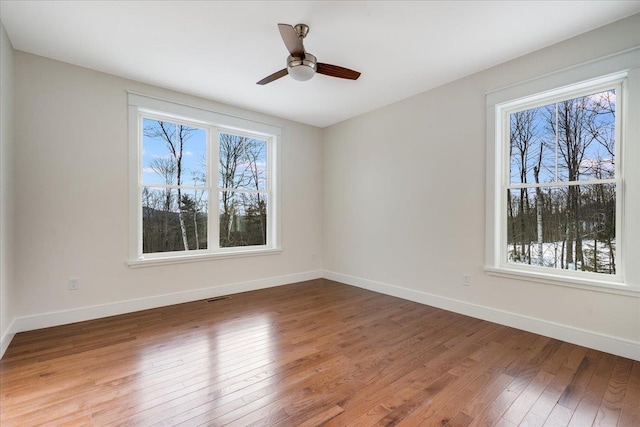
[506,88,618,274]
[140,118,271,255]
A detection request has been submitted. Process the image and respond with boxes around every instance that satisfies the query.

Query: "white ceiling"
[1,1,639,128]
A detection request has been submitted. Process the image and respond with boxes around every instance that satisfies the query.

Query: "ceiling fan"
[257,23,361,85]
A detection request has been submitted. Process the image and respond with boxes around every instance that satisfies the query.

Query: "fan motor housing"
[287,53,317,81]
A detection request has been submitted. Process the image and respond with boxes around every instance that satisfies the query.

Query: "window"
[485,49,640,295]
[505,83,620,275]
[128,94,281,266]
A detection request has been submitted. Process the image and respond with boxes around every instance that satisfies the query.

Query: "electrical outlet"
[462,274,471,286]
[69,278,79,290]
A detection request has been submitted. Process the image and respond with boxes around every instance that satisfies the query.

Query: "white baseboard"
[0,318,16,359]
[1,270,323,359]
[324,270,640,362]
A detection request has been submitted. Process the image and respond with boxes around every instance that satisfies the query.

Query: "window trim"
[485,48,640,296]
[127,93,282,267]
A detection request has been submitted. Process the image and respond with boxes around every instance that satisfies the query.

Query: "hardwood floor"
[1,279,638,426]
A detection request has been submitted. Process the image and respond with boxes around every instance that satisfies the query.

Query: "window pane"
[509,89,616,184]
[509,106,555,184]
[142,187,208,253]
[219,133,267,191]
[507,184,616,274]
[556,90,616,182]
[219,191,268,247]
[142,119,207,186]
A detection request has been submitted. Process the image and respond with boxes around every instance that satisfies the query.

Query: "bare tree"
[244,139,267,244]
[149,157,176,248]
[510,109,538,262]
[219,134,268,247]
[144,121,198,251]
[542,91,616,272]
[533,145,544,266]
[219,133,246,246]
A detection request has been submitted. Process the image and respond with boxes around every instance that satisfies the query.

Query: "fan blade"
[256,68,288,85]
[317,63,361,80]
[278,23,304,56]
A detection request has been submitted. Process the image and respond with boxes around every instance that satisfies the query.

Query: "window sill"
[484,266,640,297]
[128,247,283,268]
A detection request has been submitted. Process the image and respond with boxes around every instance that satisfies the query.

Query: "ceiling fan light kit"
[257,23,361,85]
[287,53,317,81]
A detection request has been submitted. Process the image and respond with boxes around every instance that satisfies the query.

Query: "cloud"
[580,157,614,174]
[588,90,615,106]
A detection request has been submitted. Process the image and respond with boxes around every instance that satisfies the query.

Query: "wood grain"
[1,279,638,426]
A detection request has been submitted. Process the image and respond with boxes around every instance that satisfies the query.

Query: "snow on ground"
[508,239,615,274]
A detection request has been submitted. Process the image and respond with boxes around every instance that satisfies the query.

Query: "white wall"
[323,14,640,358]
[10,52,323,330]
[0,21,16,355]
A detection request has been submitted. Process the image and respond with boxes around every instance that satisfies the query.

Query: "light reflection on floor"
[214,313,276,373]
[132,313,278,411]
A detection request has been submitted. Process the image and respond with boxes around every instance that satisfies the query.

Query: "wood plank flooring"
[1,279,638,426]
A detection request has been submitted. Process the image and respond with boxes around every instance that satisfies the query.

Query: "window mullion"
[506,178,618,189]
[143,183,207,190]
[219,188,268,195]
[210,127,220,250]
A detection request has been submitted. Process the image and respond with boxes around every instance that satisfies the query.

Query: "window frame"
[485,48,640,296]
[128,93,282,267]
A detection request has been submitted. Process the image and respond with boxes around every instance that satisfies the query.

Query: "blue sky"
[142,119,207,186]
[509,89,616,185]
[142,119,268,190]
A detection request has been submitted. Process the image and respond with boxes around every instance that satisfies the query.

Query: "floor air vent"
[205,296,231,303]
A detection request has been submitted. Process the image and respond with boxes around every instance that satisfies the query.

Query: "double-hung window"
[485,49,640,295]
[128,94,281,266]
